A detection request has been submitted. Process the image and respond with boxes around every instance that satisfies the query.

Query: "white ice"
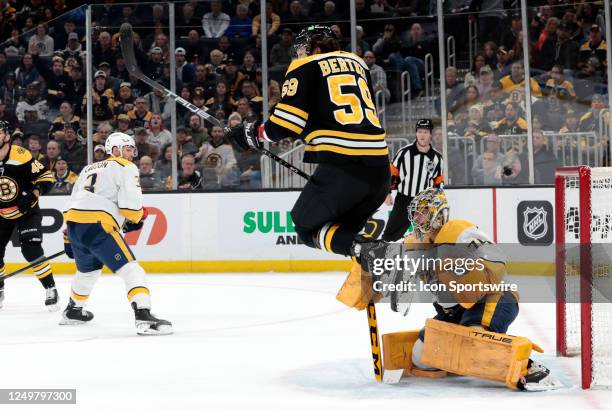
[1,273,611,410]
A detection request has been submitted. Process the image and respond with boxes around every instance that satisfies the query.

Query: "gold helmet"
[408,188,449,234]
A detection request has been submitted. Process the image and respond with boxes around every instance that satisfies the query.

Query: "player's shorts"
[458,291,519,333]
[66,222,136,273]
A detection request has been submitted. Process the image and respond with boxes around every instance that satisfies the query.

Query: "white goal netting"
[559,167,612,389]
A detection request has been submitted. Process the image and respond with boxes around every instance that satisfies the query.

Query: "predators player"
[0,121,58,310]
[340,188,562,391]
[229,25,390,257]
[61,132,171,335]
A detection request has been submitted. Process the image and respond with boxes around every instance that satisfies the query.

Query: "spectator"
[32,55,74,116]
[470,0,504,44]
[156,143,174,183]
[0,72,21,113]
[268,80,281,108]
[494,102,528,135]
[270,28,294,71]
[579,94,608,132]
[226,4,252,39]
[61,125,86,173]
[27,134,44,161]
[0,100,18,131]
[205,80,236,118]
[235,97,255,122]
[282,1,308,32]
[93,144,107,162]
[88,70,115,124]
[217,35,236,63]
[498,61,543,97]
[186,114,209,147]
[93,121,113,145]
[460,105,491,144]
[202,1,230,38]
[16,81,47,124]
[149,33,170,60]
[192,87,207,110]
[534,17,559,56]
[560,110,580,133]
[93,31,114,68]
[176,127,198,158]
[144,87,171,121]
[69,66,86,115]
[62,32,83,64]
[240,51,258,83]
[574,57,604,102]
[205,49,227,86]
[118,5,138,27]
[175,47,195,85]
[55,18,77,51]
[363,50,390,102]
[499,149,528,185]
[144,46,164,82]
[98,61,121,92]
[114,113,133,136]
[533,95,566,132]
[544,65,576,99]
[372,24,400,68]
[178,154,202,190]
[316,1,341,22]
[49,101,80,140]
[252,3,280,38]
[390,23,431,96]
[224,59,247,97]
[133,127,160,163]
[177,3,200,37]
[42,139,61,172]
[500,13,521,52]
[344,25,370,53]
[239,80,262,118]
[128,97,153,129]
[532,130,558,184]
[28,23,54,57]
[196,125,237,175]
[579,24,607,68]
[436,66,463,115]
[184,30,209,64]
[540,22,579,71]
[492,46,512,82]
[472,134,504,183]
[139,155,163,191]
[147,113,172,148]
[482,41,498,68]
[50,156,77,194]
[15,54,39,90]
[477,65,496,102]
[114,82,135,116]
[464,54,487,88]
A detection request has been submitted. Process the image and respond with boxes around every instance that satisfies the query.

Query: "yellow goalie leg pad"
[420,319,544,389]
[382,331,448,378]
[336,261,379,310]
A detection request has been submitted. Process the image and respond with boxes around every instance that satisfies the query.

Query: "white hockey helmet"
[105,132,136,157]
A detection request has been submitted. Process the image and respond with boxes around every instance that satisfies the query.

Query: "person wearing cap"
[98,61,121,91]
[493,46,512,81]
[133,127,160,163]
[114,113,132,135]
[270,28,294,71]
[579,94,610,133]
[343,25,370,54]
[93,144,107,162]
[50,156,78,194]
[382,119,443,241]
[202,0,230,38]
[15,81,48,123]
[31,48,74,114]
[85,69,114,123]
[63,32,83,61]
[226,3,252,39]
[144,46,164,82]
[175,47,195,85]
[579,24,607,68]
[49,101,80,140]
[114,82,135,116]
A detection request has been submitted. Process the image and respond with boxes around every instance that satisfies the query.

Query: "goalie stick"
[118,23,310,181]
[0,250,66,282]
[120,22,384,382]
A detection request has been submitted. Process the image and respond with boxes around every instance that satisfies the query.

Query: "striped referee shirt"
[391,142,443,197]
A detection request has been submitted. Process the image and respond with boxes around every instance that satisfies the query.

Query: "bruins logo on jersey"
[0,176,18,202]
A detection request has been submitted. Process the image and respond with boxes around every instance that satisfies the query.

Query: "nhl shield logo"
[523,207,548,240]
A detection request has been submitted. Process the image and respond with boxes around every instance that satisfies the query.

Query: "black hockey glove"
[433,302,465,324]
[17,190,37,214]
[122,207,148,233]
[226,122,263,151]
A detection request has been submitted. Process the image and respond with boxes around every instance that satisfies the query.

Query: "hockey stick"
[0,250,66,282]
[118,23,310,181]
[120,23,383,382]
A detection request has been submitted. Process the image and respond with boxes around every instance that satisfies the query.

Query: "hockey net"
[556,166,612,389]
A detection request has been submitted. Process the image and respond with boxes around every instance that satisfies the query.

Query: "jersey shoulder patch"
[6,145,33,165]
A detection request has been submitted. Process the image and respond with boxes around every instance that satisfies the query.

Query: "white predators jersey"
[64,157,144,230]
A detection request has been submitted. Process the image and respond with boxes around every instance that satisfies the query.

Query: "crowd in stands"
[0,0,608,191]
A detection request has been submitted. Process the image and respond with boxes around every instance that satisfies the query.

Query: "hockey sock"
[32,261,55,289]
[314,222,356,256]
[117,262,151,309]
[70,269,102,307]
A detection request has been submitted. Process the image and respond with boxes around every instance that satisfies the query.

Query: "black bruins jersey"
[264,51,389,166]
[0,145,54,220]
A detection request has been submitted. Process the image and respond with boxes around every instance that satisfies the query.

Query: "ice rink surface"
[1,273,611,410]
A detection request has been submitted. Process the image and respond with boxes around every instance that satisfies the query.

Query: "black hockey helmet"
[415,118,434,132]
[292,25,336,58]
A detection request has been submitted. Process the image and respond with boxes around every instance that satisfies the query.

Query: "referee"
[382,119,443,241]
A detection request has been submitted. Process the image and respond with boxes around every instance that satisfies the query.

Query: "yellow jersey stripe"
[324,224,340,252]
[305,144,389,156]
[270,115,303,134]
[127,286,150,301]
[119,208,144,223]
[481,294,502,328]
[305,130,385,143]
[64,209,120,231]
[276,103,309,120]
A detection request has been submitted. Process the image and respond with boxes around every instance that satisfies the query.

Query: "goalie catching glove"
[226,122,264,151]
[123,207,149,233]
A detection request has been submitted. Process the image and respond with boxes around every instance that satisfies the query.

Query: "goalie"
[338,188,562,391]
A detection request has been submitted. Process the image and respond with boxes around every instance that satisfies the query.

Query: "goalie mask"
[291,25,335,59]
[408,188,449,234]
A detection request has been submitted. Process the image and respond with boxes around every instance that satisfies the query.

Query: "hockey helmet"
[0,120,12,142]
[292,25,335,58]
[415,118,434,132]
[408,187,449,234]
[105,131,136,157]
